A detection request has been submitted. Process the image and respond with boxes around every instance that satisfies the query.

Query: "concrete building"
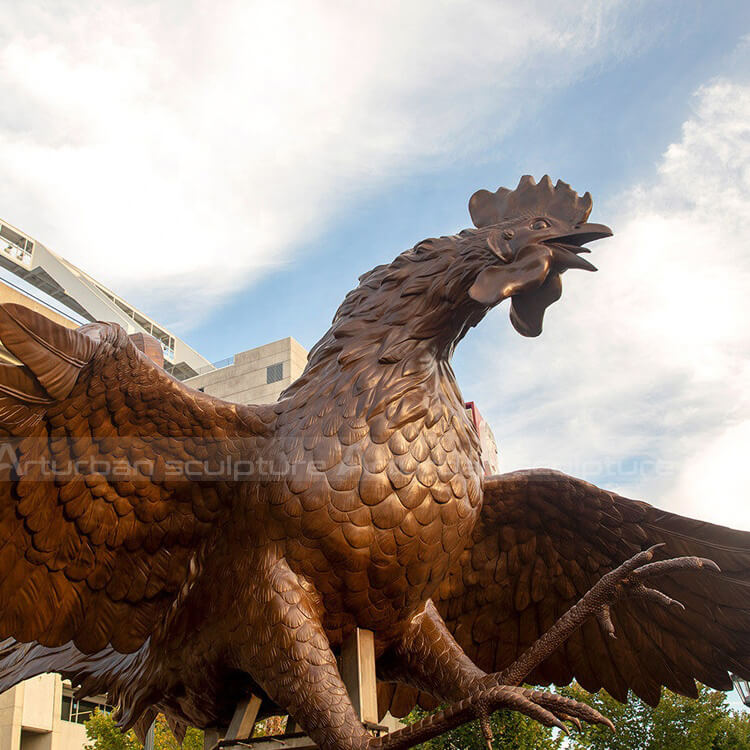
[0,218,212,379]
[0,219,211,750]
[0,675,110,750]
[184,337,308,404]
[0,217,314,750]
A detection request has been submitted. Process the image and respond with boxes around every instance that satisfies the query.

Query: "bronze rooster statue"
[0,175,749,750]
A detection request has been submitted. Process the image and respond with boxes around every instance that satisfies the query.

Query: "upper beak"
[547,222,613,247]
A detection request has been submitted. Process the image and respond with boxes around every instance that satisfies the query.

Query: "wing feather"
[0,304,278,654]
[434,469,750,704]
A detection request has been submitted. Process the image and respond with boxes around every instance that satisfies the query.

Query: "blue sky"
[184,1,750,358]
[1,2,749,535]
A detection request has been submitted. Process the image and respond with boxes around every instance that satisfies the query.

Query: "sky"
[1,0,749,538]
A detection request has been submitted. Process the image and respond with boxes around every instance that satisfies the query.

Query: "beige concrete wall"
[0,675,95,750]
[56,719,86,750]
[185,337,308,406]
[0,281,78,330]
[20,676,55,732]
[0,684,24,750]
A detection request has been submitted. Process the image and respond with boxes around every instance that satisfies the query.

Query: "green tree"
[561,682,750,750]
[559,685,650,750]
[405,703,562,749]
[713,707,750,749]
[85,711,204,750]
[404,683,750,749]
[84,710,141,750]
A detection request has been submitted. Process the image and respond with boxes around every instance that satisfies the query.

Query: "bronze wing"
[431,469,750,707]
[0,304,277,654]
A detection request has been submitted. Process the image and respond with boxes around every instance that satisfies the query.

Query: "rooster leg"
[376,547,714,747]
[482,545,718,689]
[227,555,372,750]
[378,599,486,701]
[369,548,716,748]
[376,600,611,746]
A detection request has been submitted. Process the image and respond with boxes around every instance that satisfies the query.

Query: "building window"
[61,695,113,724]
[267,363,283,384]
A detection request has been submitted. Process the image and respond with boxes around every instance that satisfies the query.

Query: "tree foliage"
[561,682,750,750]
[84,711,203,750]
[405,684,750,749]
[84,709,290,750]
[83,687,750,750]
[405,701,562,749]
[84,710,141,750]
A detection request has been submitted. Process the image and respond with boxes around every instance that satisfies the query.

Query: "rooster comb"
[469,175,593,229]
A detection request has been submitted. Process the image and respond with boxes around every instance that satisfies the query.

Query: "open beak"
[542,222,613,273]
[469,220,614,337]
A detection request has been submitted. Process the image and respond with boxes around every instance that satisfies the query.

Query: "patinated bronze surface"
[0,175,748,749]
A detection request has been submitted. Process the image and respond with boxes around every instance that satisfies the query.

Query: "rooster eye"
[532,218,551,230]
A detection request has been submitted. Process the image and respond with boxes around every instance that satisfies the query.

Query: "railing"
[0,272,87,325]
[194,355,235,377]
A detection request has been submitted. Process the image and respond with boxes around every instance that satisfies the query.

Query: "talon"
[596,603,616,638]
[618,546,660,576]
[530,690,613,730]
[632,583,685,610]
[512,691,566,731]
[475,701,494,748]
[634,556,721,580]
[558,713,582,731]
[481,721,493,749]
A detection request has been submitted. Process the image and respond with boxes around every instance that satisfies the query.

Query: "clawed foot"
[470,685,613,742]
[493,544,720,688]
[376,546,720,749]
[372,684,612,750]
[586,544,719,639]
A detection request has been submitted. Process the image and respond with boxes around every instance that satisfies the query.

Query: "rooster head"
[467,175,612,337]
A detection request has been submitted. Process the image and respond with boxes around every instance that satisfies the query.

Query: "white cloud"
[467,78,750,528]
[0,0,647,326]
[4,3,743,527]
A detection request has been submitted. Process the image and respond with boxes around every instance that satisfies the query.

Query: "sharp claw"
[477,710,494,748]
[700,558,722,573]
[613,545,662,579]
[633,555,721,581]
[631,583,685,610]
[529,690,614,731]
[465,545,712,748]
[480,722,493,740]
[596,604,616,638]
[557,712,582,731]
[511,692,570,733]
[383,684,615,748]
